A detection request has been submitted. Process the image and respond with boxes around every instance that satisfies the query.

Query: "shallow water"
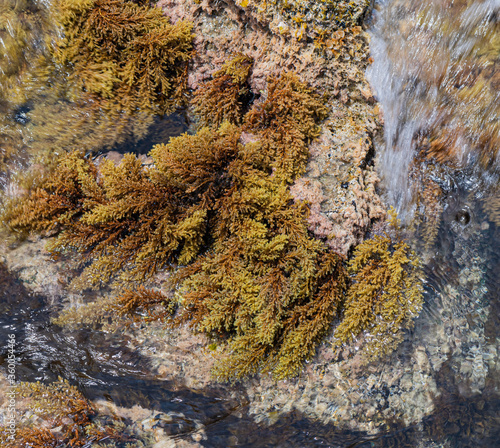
[364,0,500,445]
[367,0,500,216]
[0,0,499,446]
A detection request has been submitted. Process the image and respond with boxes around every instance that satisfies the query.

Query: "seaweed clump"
[3,147,211,286]
[0,0,53,107]
[0,0,193,176]
[3,71,424,380]
[52,0,193,115]
[0,378,129,447]
[3,73,350,380]
[191,54,253,128]
[333,213,424,362]
[244,72,329,182]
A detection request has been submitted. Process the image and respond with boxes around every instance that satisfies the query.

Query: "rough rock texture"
[158,0,385,256]
[291,106,385,254]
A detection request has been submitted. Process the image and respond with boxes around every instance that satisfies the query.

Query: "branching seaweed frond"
[244,72,329,182]
[1,378,127,447]
[2,72,424,379]
[191,54,253,128]
[333,233,424,362]
[53,0,193,115]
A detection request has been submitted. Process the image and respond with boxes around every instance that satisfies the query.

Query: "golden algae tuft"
[0,378,132,447]
[3,71,424,380]
[334,211,424,362]
[0,0,193,174]
[192,54,253,128]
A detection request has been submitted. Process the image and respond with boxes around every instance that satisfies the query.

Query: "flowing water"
[364,0,500,445]
[367,0,500,216]
[0,0,499,446]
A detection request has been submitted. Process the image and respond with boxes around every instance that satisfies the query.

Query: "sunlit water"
[0,0,499,446]
[365,0,500,446]
[367,0,500,216]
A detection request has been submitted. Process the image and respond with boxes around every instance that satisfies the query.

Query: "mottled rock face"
[159,0,385,256]
[291,104,385,255]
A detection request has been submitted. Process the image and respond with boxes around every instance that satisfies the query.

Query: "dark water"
[0,261,247,441]
[105,112,190,156]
